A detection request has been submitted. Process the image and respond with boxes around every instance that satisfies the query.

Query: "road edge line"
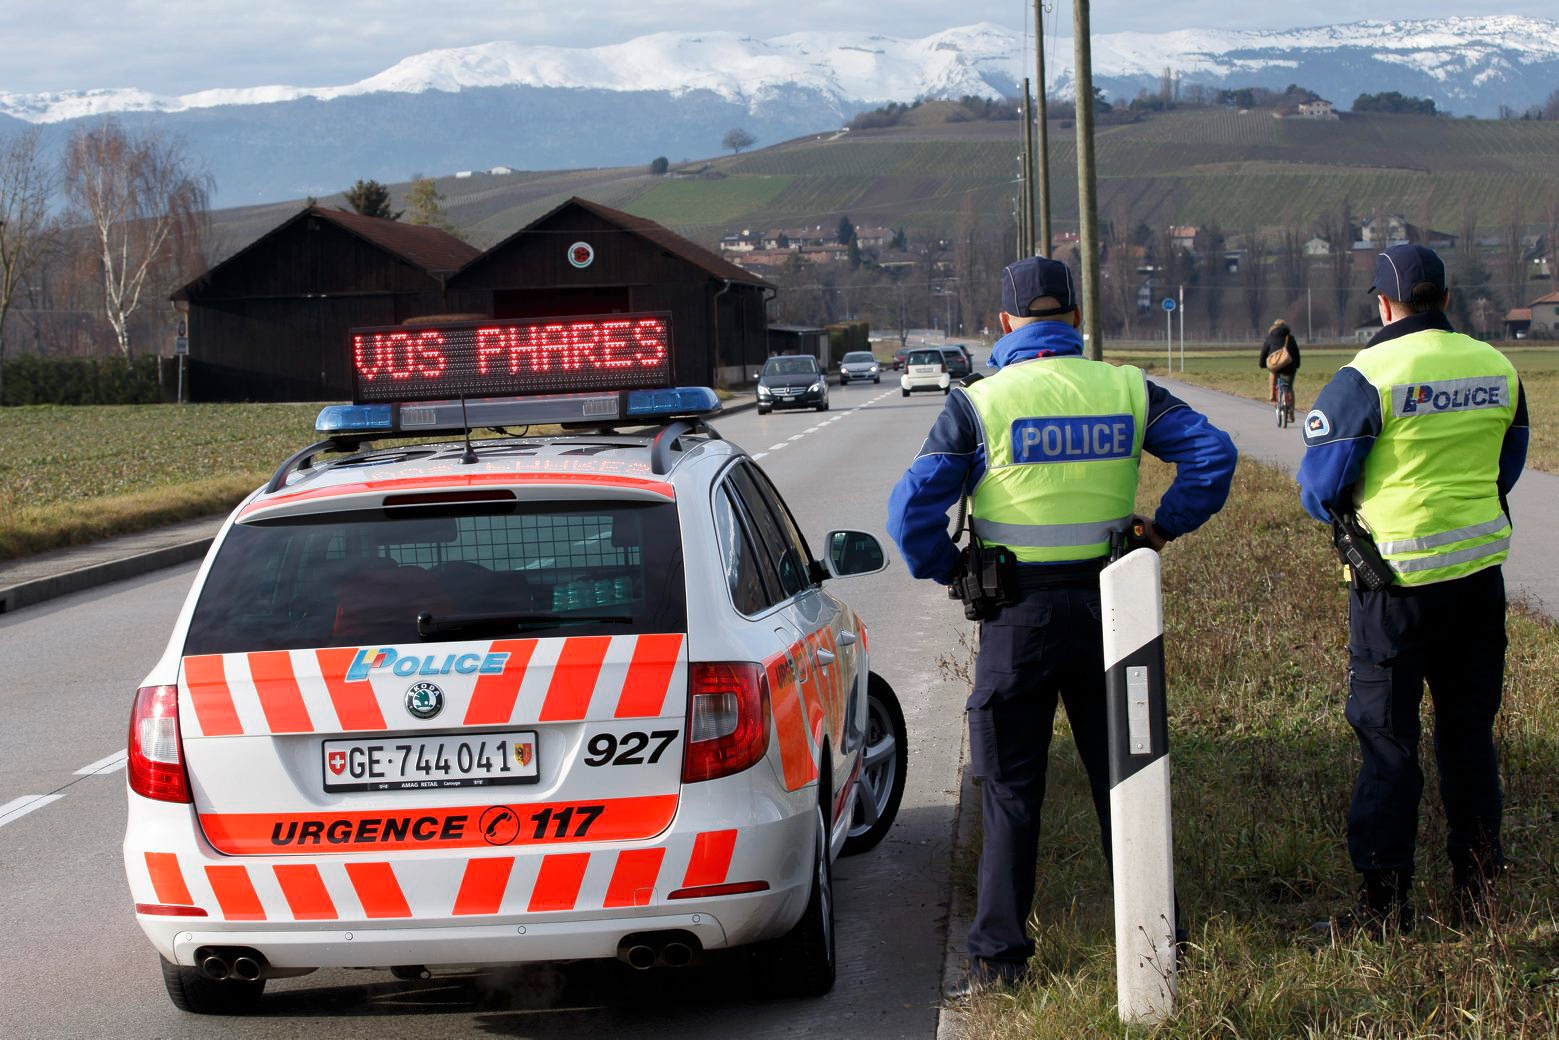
[935,719,976,1039]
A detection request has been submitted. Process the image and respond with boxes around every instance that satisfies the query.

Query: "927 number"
[584,730,678,767]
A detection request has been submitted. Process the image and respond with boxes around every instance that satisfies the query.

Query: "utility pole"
[1034,0,1053,257]
[1021,77,1036,259]
[1074,0,1104,360]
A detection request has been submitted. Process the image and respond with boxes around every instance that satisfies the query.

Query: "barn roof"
[173,205,480,300]
[464,196,772,288]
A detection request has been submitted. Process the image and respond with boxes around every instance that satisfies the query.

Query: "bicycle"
[1275,374,1295,428]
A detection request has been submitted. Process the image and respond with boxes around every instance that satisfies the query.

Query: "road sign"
[174,337,189,356]
[175,317,187,338]
[1161,298,1176,312]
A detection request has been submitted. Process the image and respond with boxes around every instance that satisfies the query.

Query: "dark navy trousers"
[1345,565,1507,877]
[965,585,1112,968]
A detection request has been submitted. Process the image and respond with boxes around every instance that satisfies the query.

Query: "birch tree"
[63,118,211,362]
[0,127,58,403]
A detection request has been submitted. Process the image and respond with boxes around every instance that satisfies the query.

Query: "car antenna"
[458,394,478,465]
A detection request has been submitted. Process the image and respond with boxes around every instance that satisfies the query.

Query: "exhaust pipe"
[231,956,263,982]
[662,942,693,968]
[624,944,657,970]
[391,965,432,981]
[200,955,230,981]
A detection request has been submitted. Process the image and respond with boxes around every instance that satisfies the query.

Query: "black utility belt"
[1016,559,1107,589]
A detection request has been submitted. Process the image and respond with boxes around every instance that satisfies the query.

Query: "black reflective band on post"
[1106,634,1169,786]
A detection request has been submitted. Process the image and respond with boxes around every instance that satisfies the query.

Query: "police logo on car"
[405,682,444,720]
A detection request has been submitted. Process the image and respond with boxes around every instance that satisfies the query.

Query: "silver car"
[838,351,881,385]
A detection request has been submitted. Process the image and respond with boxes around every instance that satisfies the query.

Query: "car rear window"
[908,350,942,365]
[183,500,686,655]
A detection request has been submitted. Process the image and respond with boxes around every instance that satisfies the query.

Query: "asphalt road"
[0,377,974,1039]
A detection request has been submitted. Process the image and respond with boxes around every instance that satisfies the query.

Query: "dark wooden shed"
[172,207,479,401]
[445,197,772,388]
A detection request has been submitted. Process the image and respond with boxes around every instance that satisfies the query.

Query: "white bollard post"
[1101,547,1176,1025]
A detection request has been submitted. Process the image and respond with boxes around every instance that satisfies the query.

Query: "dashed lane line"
[768,443,789,451]
[74,749,128,775]
[751,452,769,460]
[788,435,805,441]
[0,794,65,829]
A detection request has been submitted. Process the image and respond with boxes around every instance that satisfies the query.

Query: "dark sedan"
[756,355,829,414]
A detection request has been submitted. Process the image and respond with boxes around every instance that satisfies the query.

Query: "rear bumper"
[899,376,950,392]
[126,776,816,968]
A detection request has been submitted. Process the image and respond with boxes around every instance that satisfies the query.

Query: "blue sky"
[1,2,1548,95]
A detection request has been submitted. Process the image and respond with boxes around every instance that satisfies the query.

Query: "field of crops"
[0,404,321,560]
[623,175,795,228]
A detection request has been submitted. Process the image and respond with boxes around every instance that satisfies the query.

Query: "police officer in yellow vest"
[887,256,1236,996]
[1298,243,1530,935]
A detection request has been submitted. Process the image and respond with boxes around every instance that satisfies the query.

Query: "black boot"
[1451,854,1505,927]
[1313,870,1415,939]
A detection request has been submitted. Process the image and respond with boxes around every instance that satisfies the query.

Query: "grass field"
[0,404,322,561]
[950,458,1559,1037]
[1110,345,1559,474]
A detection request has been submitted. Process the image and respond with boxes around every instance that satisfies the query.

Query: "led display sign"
[350,313,673,403]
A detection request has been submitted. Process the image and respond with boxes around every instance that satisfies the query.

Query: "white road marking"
[74,750,128,775]
[0,794,65,828]
[788,435,805,441]
[751,452,769,460]
[804,426,821,433]
[768,443,788,451]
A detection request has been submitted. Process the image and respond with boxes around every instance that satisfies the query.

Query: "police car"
[123,313,908,1013]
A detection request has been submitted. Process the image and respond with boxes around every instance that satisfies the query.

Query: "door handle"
[837,631,857,646]
[815,648,836,666]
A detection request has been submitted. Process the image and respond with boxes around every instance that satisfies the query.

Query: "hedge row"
[1,355,175,405]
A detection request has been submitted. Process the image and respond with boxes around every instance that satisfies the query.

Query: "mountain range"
[3,17,1556,205]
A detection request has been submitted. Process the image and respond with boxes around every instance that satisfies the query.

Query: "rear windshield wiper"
[417,610,631,639]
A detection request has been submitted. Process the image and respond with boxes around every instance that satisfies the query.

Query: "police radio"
[1328,509,1393,591]
[946,494,1018,621]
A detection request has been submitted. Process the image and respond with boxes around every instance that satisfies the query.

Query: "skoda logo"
[405,682,444,720]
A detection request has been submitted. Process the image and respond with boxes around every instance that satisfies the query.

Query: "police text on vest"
[1394,377,1506,416]
[1011,415,1136,463]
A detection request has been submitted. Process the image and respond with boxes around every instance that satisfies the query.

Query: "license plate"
[322,732,539,792]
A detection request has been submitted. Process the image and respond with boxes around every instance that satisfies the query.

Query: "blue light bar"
[315,404,394,434]
[625,387,721,417]
[313,389,720,436]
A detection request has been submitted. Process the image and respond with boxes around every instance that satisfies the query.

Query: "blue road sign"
[1161,298,1176,312]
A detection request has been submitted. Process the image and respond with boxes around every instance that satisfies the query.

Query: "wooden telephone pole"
[1021,77,1036,259]
[1073,0,1103,360]
[1034,0,1052,257]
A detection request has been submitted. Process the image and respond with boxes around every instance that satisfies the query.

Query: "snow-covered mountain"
[4,17,1555,203]
[4,17,1555,124]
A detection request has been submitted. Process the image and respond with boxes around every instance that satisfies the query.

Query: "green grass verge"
[1110,346,1559,475]
[946,458,1559,1036]
[0,403,321,561]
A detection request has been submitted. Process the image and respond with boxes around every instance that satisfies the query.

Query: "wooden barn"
[445,197,772,388]
[172,207,479,401]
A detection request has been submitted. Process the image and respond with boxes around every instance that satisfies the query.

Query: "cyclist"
[1259,318,1301,423]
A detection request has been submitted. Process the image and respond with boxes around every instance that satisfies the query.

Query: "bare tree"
[1277,227,1308,309]
[1104,219,1139,337]
[1496,205,1527,309]
[1317,199,1354,335]
[1240,227,1270,335]
[721,128,757,155]
[64,118,212,362]
[0,127,59,403]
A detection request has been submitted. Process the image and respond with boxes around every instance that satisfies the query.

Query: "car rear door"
[175,493,691,858]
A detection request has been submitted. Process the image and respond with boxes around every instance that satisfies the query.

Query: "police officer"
[887,256,1237,997]
[1297,243,1529,934]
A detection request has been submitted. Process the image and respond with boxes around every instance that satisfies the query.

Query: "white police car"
[123,313,907,1013]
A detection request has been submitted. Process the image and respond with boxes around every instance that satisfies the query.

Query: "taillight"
[128,685,191,803]
[683,663,770,784]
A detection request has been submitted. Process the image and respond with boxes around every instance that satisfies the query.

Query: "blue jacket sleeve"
[886,390,987,581]
[1499,379,1529,496]
[1141,381,1237,538]
[1296,367,1380,523]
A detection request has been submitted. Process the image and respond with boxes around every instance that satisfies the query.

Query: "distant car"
[756,355,829,414]
[938,348,971,380]
[838,351,881,385]
[899,348,950,397]
[891,348,910,371]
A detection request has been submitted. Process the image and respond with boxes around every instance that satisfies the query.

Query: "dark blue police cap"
[1001,256,1077,317]
[1369,243,1447,303]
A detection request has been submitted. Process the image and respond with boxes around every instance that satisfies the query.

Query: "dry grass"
[951,458,1559,1038]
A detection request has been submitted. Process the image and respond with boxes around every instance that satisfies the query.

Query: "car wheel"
[757,405,771,415]
[943,387,950,395]
[842,674,908,856]
[817,400,828,412]
[874,376,880,384]
[840,377,848,385]
[760,803,836,996]
[160,957,265,1014]
[901,389,909,397]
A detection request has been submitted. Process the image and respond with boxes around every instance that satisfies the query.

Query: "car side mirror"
[821,530,889,579]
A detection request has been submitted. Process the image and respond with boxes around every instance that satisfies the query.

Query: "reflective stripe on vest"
[1346,327,1518,586]
[969,516,1130,548]
[962,356,1147,564]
